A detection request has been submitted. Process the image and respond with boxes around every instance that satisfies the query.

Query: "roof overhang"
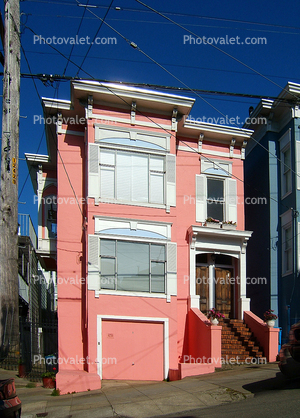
[25,153,56,193]
[244,81,300,130]
[71,80,195,116]
[180,120,253,145]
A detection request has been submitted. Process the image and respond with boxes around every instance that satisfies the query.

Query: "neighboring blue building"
[244,82,300,343]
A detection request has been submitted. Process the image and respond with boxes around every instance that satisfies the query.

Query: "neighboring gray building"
[17,214,57,372]
[244,82,300,342]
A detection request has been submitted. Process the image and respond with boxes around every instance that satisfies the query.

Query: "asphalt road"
[154,374,300,418]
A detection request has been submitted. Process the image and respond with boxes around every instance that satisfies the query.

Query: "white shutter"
[88,235,100,291]
[166,242,177,296]
[296,141,300,190]
[166,154,176,207]
[196,174,207,223]
[225,178,237,223]
[88,143,100,204]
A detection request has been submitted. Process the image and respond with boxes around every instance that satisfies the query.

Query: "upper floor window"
[44,196,57,239]
[280,129,292,199]
[88,141,176,210]
[99,149,164,205]
[207,178,225,222]
[196,160,236,224]
[282,146,291,196]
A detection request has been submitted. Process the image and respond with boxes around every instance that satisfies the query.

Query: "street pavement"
[0,362,286,418]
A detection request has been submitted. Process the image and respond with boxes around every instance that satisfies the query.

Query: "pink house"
[26,81,279,394]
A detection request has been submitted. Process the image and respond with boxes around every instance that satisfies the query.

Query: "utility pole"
[0,0,20,360]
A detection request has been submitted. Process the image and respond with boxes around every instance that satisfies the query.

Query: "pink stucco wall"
[54,99,248,392]
[244,311,279,362]
[187,308,222,367]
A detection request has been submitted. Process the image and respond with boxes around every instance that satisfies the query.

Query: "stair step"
[220,318,264,360]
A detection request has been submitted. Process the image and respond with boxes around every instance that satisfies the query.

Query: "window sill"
[94,198,167,210]
[282,270,293,277]
[95,290,168,299]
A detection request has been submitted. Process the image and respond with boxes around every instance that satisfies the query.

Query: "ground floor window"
[100,239,166,293]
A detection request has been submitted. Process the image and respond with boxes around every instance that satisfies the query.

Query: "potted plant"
[263,309,278,327]
[207,308,225,325]
[18,358,26,378]
[204,217,221,228]
[222,221,237,230]
[41,371,56,389]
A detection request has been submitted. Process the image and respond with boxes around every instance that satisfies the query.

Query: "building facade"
[245,81,300,343]
[26,80,279,394]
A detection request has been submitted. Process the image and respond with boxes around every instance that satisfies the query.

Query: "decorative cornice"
[183,120,253,141]
[42,97,72,111]
[230,138,236,158]
[188,225,252,241]
[131,101,136,125]
[171,107,178,131]
[86,95,93,119]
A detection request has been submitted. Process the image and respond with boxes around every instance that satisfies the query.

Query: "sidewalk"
[0,363,282,418]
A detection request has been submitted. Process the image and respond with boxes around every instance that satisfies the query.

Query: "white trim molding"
[188,225,252,318]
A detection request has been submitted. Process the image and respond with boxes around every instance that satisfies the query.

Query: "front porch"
[171,225,280,380]
[188,225,252,319]
[173,308,279,381]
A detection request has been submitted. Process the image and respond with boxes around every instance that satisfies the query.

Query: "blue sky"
[1,0,300,230]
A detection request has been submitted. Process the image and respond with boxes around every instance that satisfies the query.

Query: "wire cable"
[74,0,114,78]
[21,17,300,239]
[62,0,90,76]
[134,0,300,104]
[80,4,300,182]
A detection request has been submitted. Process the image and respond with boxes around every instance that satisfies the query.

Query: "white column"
[238,243,250,319]
[189,237,199,309]
[37,168,44,251]
[208,254,215,310]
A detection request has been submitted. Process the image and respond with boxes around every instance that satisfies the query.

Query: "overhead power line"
[63,0,90,75]
[22,0,300,32]
[9,72,300,103]
[74,0,114,77]
[18,6,300,252]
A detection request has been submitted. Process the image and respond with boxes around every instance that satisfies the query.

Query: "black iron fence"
[0,318,58,381]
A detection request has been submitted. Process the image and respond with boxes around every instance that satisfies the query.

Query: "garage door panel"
[102,320,164,380]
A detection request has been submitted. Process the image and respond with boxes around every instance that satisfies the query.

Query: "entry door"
[196,266,209,314]
[215,268,233,318]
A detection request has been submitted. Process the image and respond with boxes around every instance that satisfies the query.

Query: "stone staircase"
[220,318,264,362]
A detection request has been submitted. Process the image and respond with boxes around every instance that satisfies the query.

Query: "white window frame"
[206,176,225,222]
[99,238,166,294]
[99,147,165,205]
[196,174,237,224]
[88,142,176,210]
[88,232,177,299]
